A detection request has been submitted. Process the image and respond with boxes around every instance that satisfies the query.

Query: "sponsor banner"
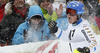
[0,40,59,53]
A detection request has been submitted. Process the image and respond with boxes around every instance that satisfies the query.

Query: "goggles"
[66,8,76,16]
[30,14,43,20]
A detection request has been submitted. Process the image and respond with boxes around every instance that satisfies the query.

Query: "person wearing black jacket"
[0,0,29,45]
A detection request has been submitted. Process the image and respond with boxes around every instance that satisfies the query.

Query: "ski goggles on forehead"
[66,8,76,16]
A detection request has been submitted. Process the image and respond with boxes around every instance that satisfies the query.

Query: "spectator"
[0,0,9,22]
[37,0,63,23]
[12,5,51,45]
[37,0,66,38]
[0,0,29,45]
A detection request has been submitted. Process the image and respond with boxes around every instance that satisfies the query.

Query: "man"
[12,5,51,45]
[38,0,63,23]
[0,0,9,22]
[48,1,97,53]
[0,0,29,45]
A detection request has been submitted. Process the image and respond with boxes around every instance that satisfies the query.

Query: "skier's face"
[14,0,25,8]
[40,0,50,10]
[66,8,77,24]
[0,0,8,5]
[67,14,77,24]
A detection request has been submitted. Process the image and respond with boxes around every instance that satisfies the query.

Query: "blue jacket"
[12,5,51,45]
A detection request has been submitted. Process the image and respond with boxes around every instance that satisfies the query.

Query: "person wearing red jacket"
[0,0,9,22]
[0,0,29,45]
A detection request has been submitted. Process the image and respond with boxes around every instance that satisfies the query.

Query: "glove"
[23,29,28,40]
[73,47,90,53]
[82,47,90,53]
[48,21,58,34]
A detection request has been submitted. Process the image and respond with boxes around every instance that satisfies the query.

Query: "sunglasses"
[66,8,76,16]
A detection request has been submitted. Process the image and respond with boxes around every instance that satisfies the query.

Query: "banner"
[0,40,58,53]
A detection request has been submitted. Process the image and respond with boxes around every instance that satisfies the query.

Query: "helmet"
[66,1,85,14]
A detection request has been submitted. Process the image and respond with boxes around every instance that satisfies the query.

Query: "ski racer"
[12,5,51,45]
[48,1,97,53]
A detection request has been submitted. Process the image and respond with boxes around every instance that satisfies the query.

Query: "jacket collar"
[72,18,82,26]
[40,7,47,14]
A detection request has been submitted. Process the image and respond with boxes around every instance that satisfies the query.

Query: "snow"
[0,35,100,53]
[0,40,58,53]
[52,2,66,12]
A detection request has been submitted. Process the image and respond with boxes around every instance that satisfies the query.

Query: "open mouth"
[69,17,72,20]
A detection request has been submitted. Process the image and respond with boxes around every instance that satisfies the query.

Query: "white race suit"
[55,18,97,53]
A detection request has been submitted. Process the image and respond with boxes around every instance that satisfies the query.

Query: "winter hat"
[28,5,44,20]
[30,14,43,20]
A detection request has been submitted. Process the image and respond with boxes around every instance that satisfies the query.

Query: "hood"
[27,5,44,20]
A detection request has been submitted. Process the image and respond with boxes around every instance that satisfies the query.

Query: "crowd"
[0,0,100,53]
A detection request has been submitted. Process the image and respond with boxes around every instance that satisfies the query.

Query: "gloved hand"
[73,47,90,53]
[48,21,58,34]
[23,29,28,40]
[82,47,90,53]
